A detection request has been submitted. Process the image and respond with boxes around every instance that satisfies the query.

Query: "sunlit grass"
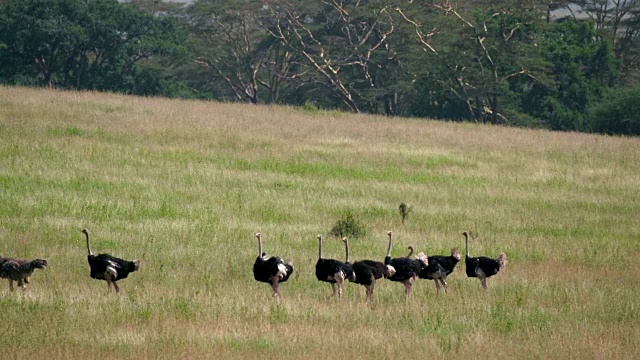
[1,86,639,359]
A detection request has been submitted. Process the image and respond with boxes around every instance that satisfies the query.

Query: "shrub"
[398,202,412,225]
[329,210,366,238]
[588,85,640,136]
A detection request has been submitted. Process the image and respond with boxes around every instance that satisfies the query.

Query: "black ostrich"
[82,228,140,293]
[383,231,428,302]
[418,247,461,295]
[315,235,354,302]
[252,232,294,301]
[463,231,506,290]
[342,237,395,306]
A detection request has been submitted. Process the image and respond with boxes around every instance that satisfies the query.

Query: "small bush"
[301,101,320,113]
[398,202,412,225]
[329,210,366,238]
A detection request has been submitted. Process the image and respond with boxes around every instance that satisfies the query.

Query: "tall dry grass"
[1,86,639,359]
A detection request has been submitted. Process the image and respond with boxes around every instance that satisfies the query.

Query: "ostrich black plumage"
[383,231,428,302]
[342,237,395,305]
[418,248,461,294]
[82,228,140,293]
[252,232,294,301]
[315,235,353,302]
[463,231,506,290]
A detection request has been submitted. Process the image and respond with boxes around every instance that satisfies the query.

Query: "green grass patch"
[0,86,639,359]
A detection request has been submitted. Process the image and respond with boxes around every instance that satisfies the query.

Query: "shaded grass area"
[1,86,640,359]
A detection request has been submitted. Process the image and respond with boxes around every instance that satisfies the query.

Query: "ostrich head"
[385,265,396,278]
[30,259,48,269]
[451,248,461,260]
[462,231,469,237]
[415,252,429,267]
[255,232,261,240]
[497,252,507,268]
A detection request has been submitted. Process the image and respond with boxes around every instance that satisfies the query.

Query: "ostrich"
[82,228,140,293]
[418,248,461,294]
[463,231,506,290]
[383,231,428,302]
[0,256,47,291]
[315,235,354,302]
[342,237,395,306]
[252,232,294,301]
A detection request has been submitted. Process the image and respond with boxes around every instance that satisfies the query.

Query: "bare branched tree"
[188,2,298,104]
[261,0,400,113]
[421,2,544,124]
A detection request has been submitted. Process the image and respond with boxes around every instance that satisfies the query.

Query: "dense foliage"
[1,0,639,135]
[0,0,186,94]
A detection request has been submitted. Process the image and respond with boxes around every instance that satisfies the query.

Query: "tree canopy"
[0,0,185,93]
[1,0,639,135]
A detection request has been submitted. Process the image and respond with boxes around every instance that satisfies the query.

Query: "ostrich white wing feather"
[386,265,396,277]
[277,263,288,278]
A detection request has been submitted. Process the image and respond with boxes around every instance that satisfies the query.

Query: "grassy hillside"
[1,86,639,359]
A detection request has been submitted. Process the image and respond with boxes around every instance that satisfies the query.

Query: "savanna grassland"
[1,86,639,359]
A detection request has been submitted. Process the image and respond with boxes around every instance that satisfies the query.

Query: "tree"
[535,19,619,131]
[569,0,640,84]
[184,0,296,104]
[261,0,402,113]
[0,0,185,93]
[588,84,640,135]
[408,2,548,124]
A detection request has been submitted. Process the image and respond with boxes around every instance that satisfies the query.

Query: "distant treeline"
[1,0,639,135]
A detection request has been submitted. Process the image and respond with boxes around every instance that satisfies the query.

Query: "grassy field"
[1,86,639,359]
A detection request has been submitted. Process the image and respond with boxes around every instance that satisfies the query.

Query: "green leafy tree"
[0,0,185,93]
[588,85,640,135]
[536,19,619,131]
[570,0,640,83]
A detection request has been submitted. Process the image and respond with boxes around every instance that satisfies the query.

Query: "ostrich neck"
[84,232,93,256]
[344,240,349,263]
[318,237,323,259]
[258,237,263,258]
[386,234,392,258]
[465,234,470,258]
